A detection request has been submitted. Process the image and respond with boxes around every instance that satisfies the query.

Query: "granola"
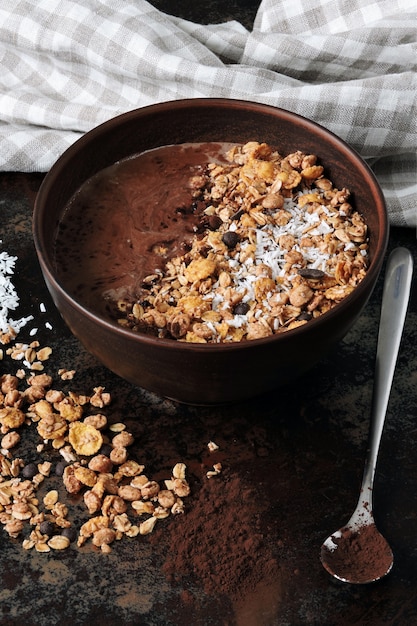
[0,241,198,554]
[112,142,368,342]
[0,356,193,553]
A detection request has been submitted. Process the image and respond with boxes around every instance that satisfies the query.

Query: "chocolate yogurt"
[54,140,369,343]
[53,142,231,316]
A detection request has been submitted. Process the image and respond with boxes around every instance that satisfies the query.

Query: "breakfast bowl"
[33,98,389,404]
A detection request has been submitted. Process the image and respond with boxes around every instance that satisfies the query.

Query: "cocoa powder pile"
[322,523,393,583]
[156,467,280,601]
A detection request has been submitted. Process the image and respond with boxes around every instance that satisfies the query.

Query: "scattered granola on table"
[0,352,192,552]
[111,141,369,342]
[1,242,194,554]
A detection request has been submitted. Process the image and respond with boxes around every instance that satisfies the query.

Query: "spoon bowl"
[321,512,394,584]
[320,247,413,584]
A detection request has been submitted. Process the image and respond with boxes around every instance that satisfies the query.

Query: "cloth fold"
[0,0,415,226]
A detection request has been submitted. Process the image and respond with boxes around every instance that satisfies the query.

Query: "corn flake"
[68,422,103,456]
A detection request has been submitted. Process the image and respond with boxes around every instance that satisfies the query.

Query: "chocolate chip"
[39,521,55,537]
[222,231,240,249]
[233,302,250,315]
[198,214,222,232]
[22,463,38,479]
[231,209,244,221]
[99,443,113,457]
[298,268,325,279]
[207,215,223,231]
[61,527,77,543]
[55,460,68,477]
[297,311,313,321]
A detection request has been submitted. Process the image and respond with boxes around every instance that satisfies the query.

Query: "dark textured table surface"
[1,3,417,626]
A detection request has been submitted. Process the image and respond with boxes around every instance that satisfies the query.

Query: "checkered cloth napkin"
[0,0,415,226]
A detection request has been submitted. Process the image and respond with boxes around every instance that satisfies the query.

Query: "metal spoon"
[320,247,413,584]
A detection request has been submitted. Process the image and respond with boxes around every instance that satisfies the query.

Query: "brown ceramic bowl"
[33,99,388,404]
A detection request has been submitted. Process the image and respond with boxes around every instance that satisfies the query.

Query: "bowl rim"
[33,97,389,352]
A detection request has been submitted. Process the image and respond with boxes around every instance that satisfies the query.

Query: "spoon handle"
[361,247,413,498]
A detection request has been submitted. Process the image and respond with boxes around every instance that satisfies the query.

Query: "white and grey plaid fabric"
[0,0,415,226]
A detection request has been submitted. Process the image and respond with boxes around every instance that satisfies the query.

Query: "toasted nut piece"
[90,387,111,408]
[102,494,127,516]
[289,284,313,307]
[97,474,119,495]
[172,478,191,498]
[117,485,142,501]
[92,527,116,547]
[125,525,140,538]
[153,506,170,519]
[79,515,109,538]
[207,462,223,478]
[57,397,83,422]
[32,399,53,419]
[1,374,19,393]
[11,502,32,520]
[109,446,128,465]
[84,490,102,514]
[59,445,77,464]
[157,490,176,509]
[88,454,113,473]
[58,369,75,380]
[130,475,150,489]
[115,460,144,478]
[171,499,185,515]
[83,414,107,430]
[28,373,53,388]
[262,193,284,210]
[45,389,65,404]
[38,461,52,476]
[37,415,67,440]
[1,431,20,450]
[5,518,24,536]
[112,513,132,533]
[0,407,25,430]
[32,473,45,487]
[62,465,83,495]
[52,501,68,519]
[140,481,160,500]
[112,431,134,448]
[74,466,97,487]
[301,165,324,180]
[100,543,112,553]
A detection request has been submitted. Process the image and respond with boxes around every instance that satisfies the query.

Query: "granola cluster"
[114,141,368,342]
[0,338,194,553]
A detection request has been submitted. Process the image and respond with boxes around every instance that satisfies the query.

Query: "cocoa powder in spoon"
[322,523,393,583]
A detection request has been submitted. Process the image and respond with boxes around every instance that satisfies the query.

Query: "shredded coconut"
[0,241,33,335]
